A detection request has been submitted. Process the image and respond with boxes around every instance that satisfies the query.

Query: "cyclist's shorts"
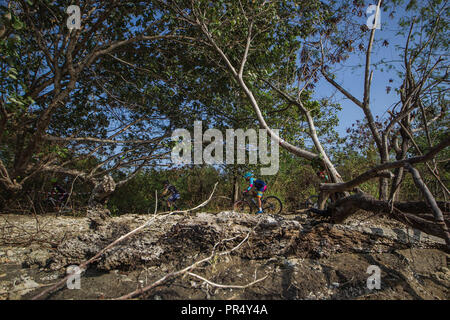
[256,185,267,198]
[168,193,180,202]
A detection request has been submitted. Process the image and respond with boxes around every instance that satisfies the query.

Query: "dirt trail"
[0,211,448,300]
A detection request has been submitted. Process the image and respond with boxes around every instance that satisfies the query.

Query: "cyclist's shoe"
[256,210,264,214]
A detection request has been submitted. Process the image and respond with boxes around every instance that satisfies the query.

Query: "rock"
[2,211,445,300]
[86,206,112,230]
[40,273,59,281]
[47,211,446,274]
[23,249,52,268]
[433,267,450,281]
[6,250,14,257]
[49,221,132,270]
[259,216,280,229]
[29,244,42,252]
[331,282,340,288]
[8,276,40,300]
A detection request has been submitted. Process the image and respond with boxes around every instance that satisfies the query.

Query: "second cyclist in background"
[162,180,180,210]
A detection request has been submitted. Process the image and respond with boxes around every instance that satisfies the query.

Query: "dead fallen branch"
[187,272,268,289]
[114,216,265,300]
[31,182,219,300]
[319,192,449,245]
[406,163,450,248]
[320,137,450,193]
[0,215,57,247]
[390,207,448,241]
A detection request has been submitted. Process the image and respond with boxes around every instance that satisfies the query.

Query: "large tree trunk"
[406,163,450,249]
[319,191,450,250]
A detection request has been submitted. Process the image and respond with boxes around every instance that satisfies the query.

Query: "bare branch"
[238,21,253,78]
[320,136,450,193]
[31,182,220,300]
[406,163,450,249]
[187,272,267,289]
[115,211,264,300]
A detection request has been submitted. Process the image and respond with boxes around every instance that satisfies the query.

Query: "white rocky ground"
[0,211,448,300]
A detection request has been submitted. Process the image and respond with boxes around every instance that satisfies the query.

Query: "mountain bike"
[147,197,179,214]
[233,193,283,215]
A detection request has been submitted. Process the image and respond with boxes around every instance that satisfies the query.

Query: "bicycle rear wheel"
[233,200,253,214]
[263,196,283,215]
[148,201,165,214]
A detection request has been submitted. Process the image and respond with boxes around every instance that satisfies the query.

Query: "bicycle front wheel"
[233,200,253,214]
[263,196,283,215]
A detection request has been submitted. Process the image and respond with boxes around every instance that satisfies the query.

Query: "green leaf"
[12,16,24,30]
[9,97,23,106]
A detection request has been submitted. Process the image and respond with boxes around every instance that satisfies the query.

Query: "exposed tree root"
[312,192,449,251]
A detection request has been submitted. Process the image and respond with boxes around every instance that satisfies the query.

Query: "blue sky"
[312,5,414,137]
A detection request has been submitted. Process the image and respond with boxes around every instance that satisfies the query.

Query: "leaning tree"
[0,0,197,213]
[155,0,449,248]
[315,0,449,246]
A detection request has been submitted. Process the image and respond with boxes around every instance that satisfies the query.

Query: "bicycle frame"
[148,197,179,214]
[239,195,283,214]
[242,193,264,209]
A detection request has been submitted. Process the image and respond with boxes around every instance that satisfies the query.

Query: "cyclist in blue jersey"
[162,180,180,209]
[243,172,267,214]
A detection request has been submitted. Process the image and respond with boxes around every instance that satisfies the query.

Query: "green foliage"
[1,0,448,214]
[108,150,323,215]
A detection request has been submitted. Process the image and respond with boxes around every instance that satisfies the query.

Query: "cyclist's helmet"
[163,180,169,186]
[243,172,253,179]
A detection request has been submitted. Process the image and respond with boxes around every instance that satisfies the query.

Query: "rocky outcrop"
[1,212,448,300]
[48,212,446,272]
[86,175,116,229]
